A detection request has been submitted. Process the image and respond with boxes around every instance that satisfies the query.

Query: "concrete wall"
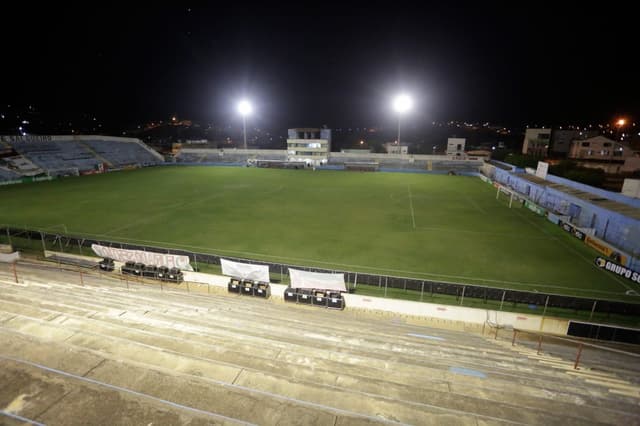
[342,293,569,334]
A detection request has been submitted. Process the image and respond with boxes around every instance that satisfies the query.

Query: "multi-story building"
[550,129,599,156]
[286,128,331,165]
[522,128,551,156]
[568,135,640,174]
[383,142,408,154]
[446,138,466,157]
[569,136,629,161]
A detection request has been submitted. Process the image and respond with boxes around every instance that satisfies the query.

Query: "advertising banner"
[595,257,640,284]
[586,236,628,265]
[91,244,193,271]
[536,161,549,179]
[558,220,586,241]
[524,200,545,216]
[220,258,270,282]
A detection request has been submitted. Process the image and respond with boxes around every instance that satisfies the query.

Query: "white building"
[383,142,408,154]
[286,128,331,165]
[522,128,551,156]
[446,138,465,157]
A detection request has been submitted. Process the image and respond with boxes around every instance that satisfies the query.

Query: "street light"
[237,100,252,149]
[616,118,626,141]
[392,94,413,146]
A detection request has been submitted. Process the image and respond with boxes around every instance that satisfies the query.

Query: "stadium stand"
[176,148,483,173]
[0,263,638,425]
[489,165,640,260]
[9,140,101,174]
[1,155,43,177]
[0,166,20,182]
[3,135,163,177]
[83,138,161,167]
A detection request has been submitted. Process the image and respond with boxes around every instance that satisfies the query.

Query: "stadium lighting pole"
[392,94,413,145]
[237,100,253,150]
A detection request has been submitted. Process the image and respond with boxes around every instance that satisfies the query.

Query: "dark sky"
[2,4,638,130]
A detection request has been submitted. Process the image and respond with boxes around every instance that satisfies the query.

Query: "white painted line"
[407,184,416,229]
[0,410,46,426]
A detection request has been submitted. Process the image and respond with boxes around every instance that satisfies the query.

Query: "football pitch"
[0,166,633,300]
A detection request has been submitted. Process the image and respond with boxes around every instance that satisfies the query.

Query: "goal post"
[495,184,516,208]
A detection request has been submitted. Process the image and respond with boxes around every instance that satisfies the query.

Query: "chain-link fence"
[2,226,640,320]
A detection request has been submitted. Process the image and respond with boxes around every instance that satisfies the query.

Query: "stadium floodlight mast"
[392,94,413,146]
[237,99,253,150]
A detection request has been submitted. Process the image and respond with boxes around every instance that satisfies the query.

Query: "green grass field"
[0,166,634,301]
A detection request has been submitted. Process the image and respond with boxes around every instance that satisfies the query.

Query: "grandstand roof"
[518,173,640,221]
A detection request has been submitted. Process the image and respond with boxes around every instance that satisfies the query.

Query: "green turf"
[0,166,636,301]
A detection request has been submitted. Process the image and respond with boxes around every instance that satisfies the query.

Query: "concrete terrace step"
[3,266,640,424]
[0,330,484,426]
[5,309,630,425]
[0,280,632,396]
[3,282,640,422]
[0,284,593,391]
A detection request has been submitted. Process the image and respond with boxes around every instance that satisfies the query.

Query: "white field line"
[407,185,416,229]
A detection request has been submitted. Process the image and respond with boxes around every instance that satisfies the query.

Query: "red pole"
[494,326,499,340]
[574,344,583,370]
[12,262,18,283]
[79,268,84,286]
[512,329,517,346]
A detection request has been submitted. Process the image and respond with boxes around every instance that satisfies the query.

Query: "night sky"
[3,4,637,130]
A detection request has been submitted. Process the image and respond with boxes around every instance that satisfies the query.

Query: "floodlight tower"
[237,100,253,149]
[392,94,413,145]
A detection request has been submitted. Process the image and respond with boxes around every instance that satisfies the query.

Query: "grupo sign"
[595,257,640,284]
[91,244,193,271]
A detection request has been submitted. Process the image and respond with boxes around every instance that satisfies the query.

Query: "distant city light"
[617,118,626,126]
[360,140,364,145]
[392,94,413,114]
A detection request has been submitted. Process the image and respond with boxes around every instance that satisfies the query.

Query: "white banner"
[0,251,20,263]
[220,258,270,282]
[91,244,193,271]
[536,161,549,179]
[289,268,346,292]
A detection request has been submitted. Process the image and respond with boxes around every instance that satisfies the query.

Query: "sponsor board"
[595,257,640,284]
[585,236,627,265]
[524,200,545,216]
[558,220,586,241]
[536,161,549,179]
[479,174,493,184]
[1,135,53,143]
[91,244,193,271]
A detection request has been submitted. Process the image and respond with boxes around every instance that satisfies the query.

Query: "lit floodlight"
[392,94,413,114]
[237,100,252,116]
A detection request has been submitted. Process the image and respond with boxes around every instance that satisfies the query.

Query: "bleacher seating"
[83,139,160,167]
[0,166,20,182]
[3,137,162,176]
[2,155,43,176]
[9,141,100,173]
